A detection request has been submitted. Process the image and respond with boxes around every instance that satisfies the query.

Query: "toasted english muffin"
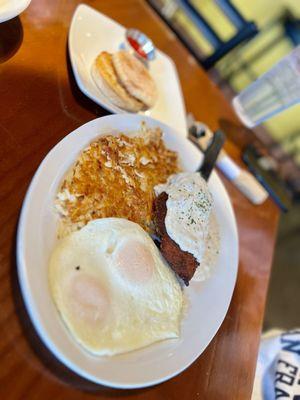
[112,50,157,108]
[91,51,144,112]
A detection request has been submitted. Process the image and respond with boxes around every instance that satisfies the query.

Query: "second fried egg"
[49,218,183,356]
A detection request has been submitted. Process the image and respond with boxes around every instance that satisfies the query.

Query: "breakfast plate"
[68,4,187,136]
[17,114,238,389]
[0,0,31,23]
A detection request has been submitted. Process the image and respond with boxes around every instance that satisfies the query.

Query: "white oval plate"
[68,4,187,136]
[0,0,31,23]
[17,114,238,389]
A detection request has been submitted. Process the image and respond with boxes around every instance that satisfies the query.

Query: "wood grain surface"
[0,0,279,399]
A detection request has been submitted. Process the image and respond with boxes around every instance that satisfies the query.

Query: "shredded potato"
[55,126,179,237]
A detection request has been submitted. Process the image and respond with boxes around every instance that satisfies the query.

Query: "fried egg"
[49,218,183,356]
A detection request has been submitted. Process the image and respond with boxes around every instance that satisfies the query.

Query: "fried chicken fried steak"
[153,173,213,286]
[154,192,198,285]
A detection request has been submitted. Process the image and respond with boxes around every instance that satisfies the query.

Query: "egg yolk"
[68,274,109,325]
[114,240,154,283]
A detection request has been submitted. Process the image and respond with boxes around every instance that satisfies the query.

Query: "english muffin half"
[112,50,158,108]
[91,51,144,112]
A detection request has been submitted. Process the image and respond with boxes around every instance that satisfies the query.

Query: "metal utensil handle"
[197,130,225,181]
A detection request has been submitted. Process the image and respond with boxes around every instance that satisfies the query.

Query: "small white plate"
[17,114,238,389]
[0,0,31,23]
[68,4,187,136]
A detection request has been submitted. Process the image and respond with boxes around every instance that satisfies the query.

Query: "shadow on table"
[10,223,148,397]
[66,43,109,118]
[218,118,255,149]
[0,16,23,64]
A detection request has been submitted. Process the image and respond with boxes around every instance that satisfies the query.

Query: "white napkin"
[252,329,300,400]
[188,119,268,205]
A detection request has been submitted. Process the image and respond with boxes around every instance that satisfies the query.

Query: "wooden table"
[0,1,279,398]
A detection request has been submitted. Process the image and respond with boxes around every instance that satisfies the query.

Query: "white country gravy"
[154,172,213,265]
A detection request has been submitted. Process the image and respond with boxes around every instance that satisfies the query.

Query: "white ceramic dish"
[68,4,187,136]
[0,0,31,23]
[17,114,238,389]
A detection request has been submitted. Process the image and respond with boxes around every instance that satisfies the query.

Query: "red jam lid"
[127,37,147,60]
